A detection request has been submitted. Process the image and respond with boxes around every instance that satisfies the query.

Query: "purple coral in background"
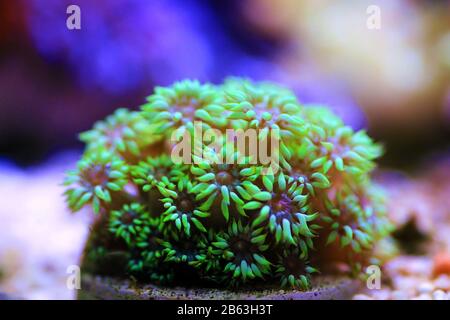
[9,0,368,165]
[25,0,366,123]
[26,0,212,93]
[295,82,366,131]
[25,0,282,94]
[280,69,367,131]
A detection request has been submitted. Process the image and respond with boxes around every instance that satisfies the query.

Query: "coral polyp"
[143,80,226,136]
[109,203,151,245]
[80,108,156,158]
[64,150,129,213]
[213,220,271,283]
[66,78,391,289]
[190,152,260,222]
[276,248,318,289]
[249,173,318,248]
[161,178,210,236]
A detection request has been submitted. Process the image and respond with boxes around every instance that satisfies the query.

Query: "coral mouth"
[81,164,110,188]
[270,193,294,216]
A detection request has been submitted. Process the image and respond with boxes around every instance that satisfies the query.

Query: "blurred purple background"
[1,0,448,168]
[0,0,449,300]
[0,0,381,166]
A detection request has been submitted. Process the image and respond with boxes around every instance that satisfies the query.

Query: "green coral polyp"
[276,248,317,289]
[190,155,260,221]
[131,154,177,190]
[64,151,129,213]
[213,220,271,283]
[66,78,391,290]
[249,173,318,248]
[161,179,210,236]
[80,108,158,158]
[109,203,151,245]
[143,80,226,136]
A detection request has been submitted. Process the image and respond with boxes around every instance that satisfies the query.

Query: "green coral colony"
[65,78,391,290]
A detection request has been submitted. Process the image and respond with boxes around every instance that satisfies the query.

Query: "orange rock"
[432,252,450,277]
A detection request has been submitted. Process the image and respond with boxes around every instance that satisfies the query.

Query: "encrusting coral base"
[78,274,361,300]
